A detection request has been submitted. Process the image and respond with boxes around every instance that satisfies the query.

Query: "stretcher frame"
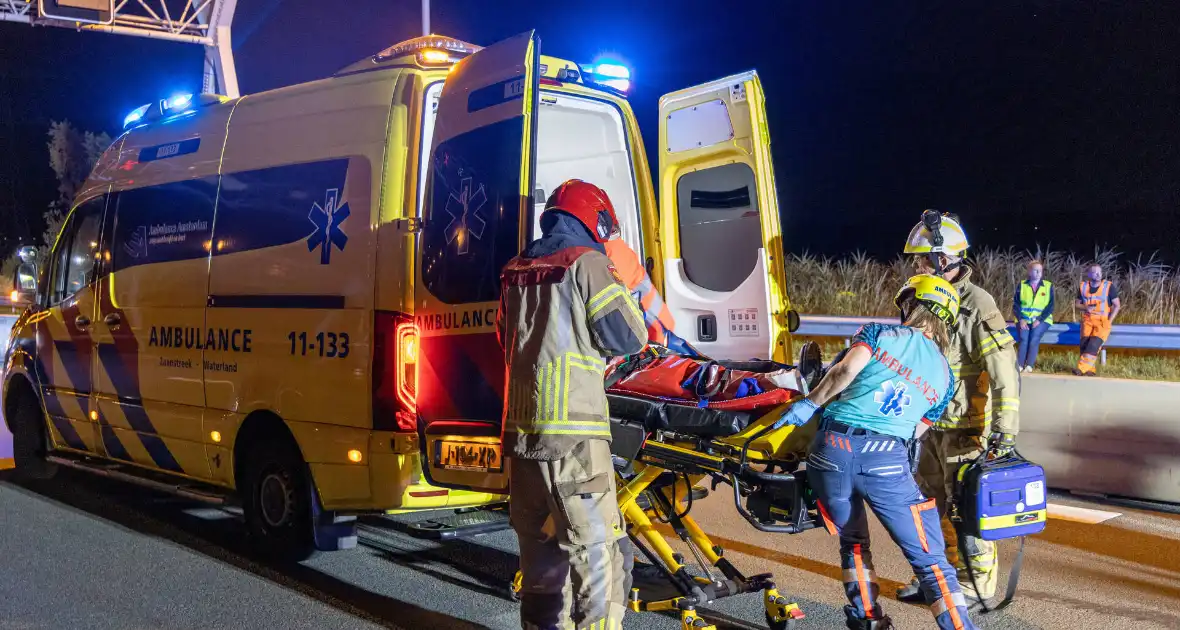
[513,408,821,630]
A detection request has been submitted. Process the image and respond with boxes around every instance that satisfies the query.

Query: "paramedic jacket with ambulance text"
[497,213,648,461]
[942,267,1021,435]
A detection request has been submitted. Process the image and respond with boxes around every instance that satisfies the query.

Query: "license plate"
[435,440,503,473]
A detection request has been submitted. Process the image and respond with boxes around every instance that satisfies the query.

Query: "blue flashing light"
[594,63,630,80]
[601,78,631,93]
[123,103,151,129]
[163,93,194,112]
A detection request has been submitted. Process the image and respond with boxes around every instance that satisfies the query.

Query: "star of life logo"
[307,189,350,265]
[445,177,488,255]
[874,380,912,417]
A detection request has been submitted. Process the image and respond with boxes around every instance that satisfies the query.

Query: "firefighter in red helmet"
[497,179,647,630]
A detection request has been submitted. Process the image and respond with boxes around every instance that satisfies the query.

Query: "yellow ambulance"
[2,31,795,559]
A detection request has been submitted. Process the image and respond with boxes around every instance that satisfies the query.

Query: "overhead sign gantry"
[0,0,239,98]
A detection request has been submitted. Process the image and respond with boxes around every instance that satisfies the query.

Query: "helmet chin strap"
[927,252,962,277]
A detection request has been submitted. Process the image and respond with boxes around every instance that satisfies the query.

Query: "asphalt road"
[2,468,1179,630]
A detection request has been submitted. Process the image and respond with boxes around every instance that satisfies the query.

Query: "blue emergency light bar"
[123,92,218,129]
[582,62,632,93]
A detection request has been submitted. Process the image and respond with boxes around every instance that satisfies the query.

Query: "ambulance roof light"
[580,60,633,95]
[374,35,482,65]
[123,103,152,129]
[122,93,224,130]
[592,63,630,80]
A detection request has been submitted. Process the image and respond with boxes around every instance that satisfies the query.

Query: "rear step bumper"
[403,504,511,540]
[46,454,229,504]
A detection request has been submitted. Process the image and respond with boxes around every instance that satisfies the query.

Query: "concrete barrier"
[1019,373,1180,504]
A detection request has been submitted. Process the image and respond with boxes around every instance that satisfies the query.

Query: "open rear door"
[416,31,539,492]
[658,72,792,363]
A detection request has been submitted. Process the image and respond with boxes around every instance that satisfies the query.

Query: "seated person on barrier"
[498,179,647,630]
[775,275,978,630]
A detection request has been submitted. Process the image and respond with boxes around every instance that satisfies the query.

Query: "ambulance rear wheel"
[242,440,315,562]
[9,384,57,481]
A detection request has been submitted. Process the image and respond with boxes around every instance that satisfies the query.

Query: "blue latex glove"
[772,397,819,429]
[665,329,702,358]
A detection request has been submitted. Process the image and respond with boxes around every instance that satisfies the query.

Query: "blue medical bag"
[956,452,1047,541]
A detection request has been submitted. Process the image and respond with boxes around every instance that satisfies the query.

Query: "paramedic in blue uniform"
[776,275,977,630]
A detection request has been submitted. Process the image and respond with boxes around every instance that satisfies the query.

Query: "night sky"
[2,1,1178,261]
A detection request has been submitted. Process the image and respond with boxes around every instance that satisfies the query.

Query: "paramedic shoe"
[797,341,824,391]
[896,578,925,604]
[844,606,893,630]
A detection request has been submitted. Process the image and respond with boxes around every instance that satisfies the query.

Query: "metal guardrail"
[797,315,1180,351]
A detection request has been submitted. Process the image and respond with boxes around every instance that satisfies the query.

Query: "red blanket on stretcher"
[604,351,801,412]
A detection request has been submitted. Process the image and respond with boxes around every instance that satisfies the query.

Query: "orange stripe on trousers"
[852,543,874,619]
[931,564,965,630]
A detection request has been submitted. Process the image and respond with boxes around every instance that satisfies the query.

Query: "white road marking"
[1047,502,1122,524]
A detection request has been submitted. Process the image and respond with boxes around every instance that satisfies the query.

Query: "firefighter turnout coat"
[497,216,648,461]
[941,267,1021,436]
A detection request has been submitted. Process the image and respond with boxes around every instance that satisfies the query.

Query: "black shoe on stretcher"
[797,341,824,392]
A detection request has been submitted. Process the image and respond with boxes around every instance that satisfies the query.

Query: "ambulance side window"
[676,163,762,292]
[47,196,105,305]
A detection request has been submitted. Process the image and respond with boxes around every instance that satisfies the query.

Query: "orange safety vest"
[1079,280,1112,317]
[604,238,675,343]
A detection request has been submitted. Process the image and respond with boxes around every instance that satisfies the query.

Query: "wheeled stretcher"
[511,349,827,630]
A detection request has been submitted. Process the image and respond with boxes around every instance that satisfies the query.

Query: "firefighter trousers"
[808,424,977,630]
[917,429,999,600]
[510,439,627,630]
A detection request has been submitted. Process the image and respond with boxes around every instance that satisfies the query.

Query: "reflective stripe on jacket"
[939,267,1021,435]
[498,246,647,460]
[1017,280,1054,324]
[1080,280,1112,317]
[604,238,675,343]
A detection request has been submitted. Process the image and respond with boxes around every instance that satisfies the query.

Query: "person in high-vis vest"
[1073,263,1120,376]
[498,179,648,630]
[1013,260,1054,372]
[600,211,700,356]
[896,210,1021,606]
[775,275,978,630]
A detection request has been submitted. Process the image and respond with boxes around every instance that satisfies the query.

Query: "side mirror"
[787,309,801,333]
[10,262,37,306]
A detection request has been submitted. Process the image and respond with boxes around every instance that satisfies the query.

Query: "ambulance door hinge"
[396,217,424,234]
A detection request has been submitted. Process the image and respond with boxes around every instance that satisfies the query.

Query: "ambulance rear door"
[416,31,539,492]
[658,72,796,363]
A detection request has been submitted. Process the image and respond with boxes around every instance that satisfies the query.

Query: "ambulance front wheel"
[8,380,58,481]
[241,439,316,562]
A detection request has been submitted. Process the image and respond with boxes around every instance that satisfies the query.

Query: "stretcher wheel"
[765,613,798,630]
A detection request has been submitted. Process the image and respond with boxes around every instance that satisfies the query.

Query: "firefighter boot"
[896,578,924,604]
[844,606,894,630]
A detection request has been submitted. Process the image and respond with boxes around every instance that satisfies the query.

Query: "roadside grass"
[786,247,1180,381]
[785,247,1180,325]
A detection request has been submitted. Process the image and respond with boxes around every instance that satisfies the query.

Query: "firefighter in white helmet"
[896,210,1021,607]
